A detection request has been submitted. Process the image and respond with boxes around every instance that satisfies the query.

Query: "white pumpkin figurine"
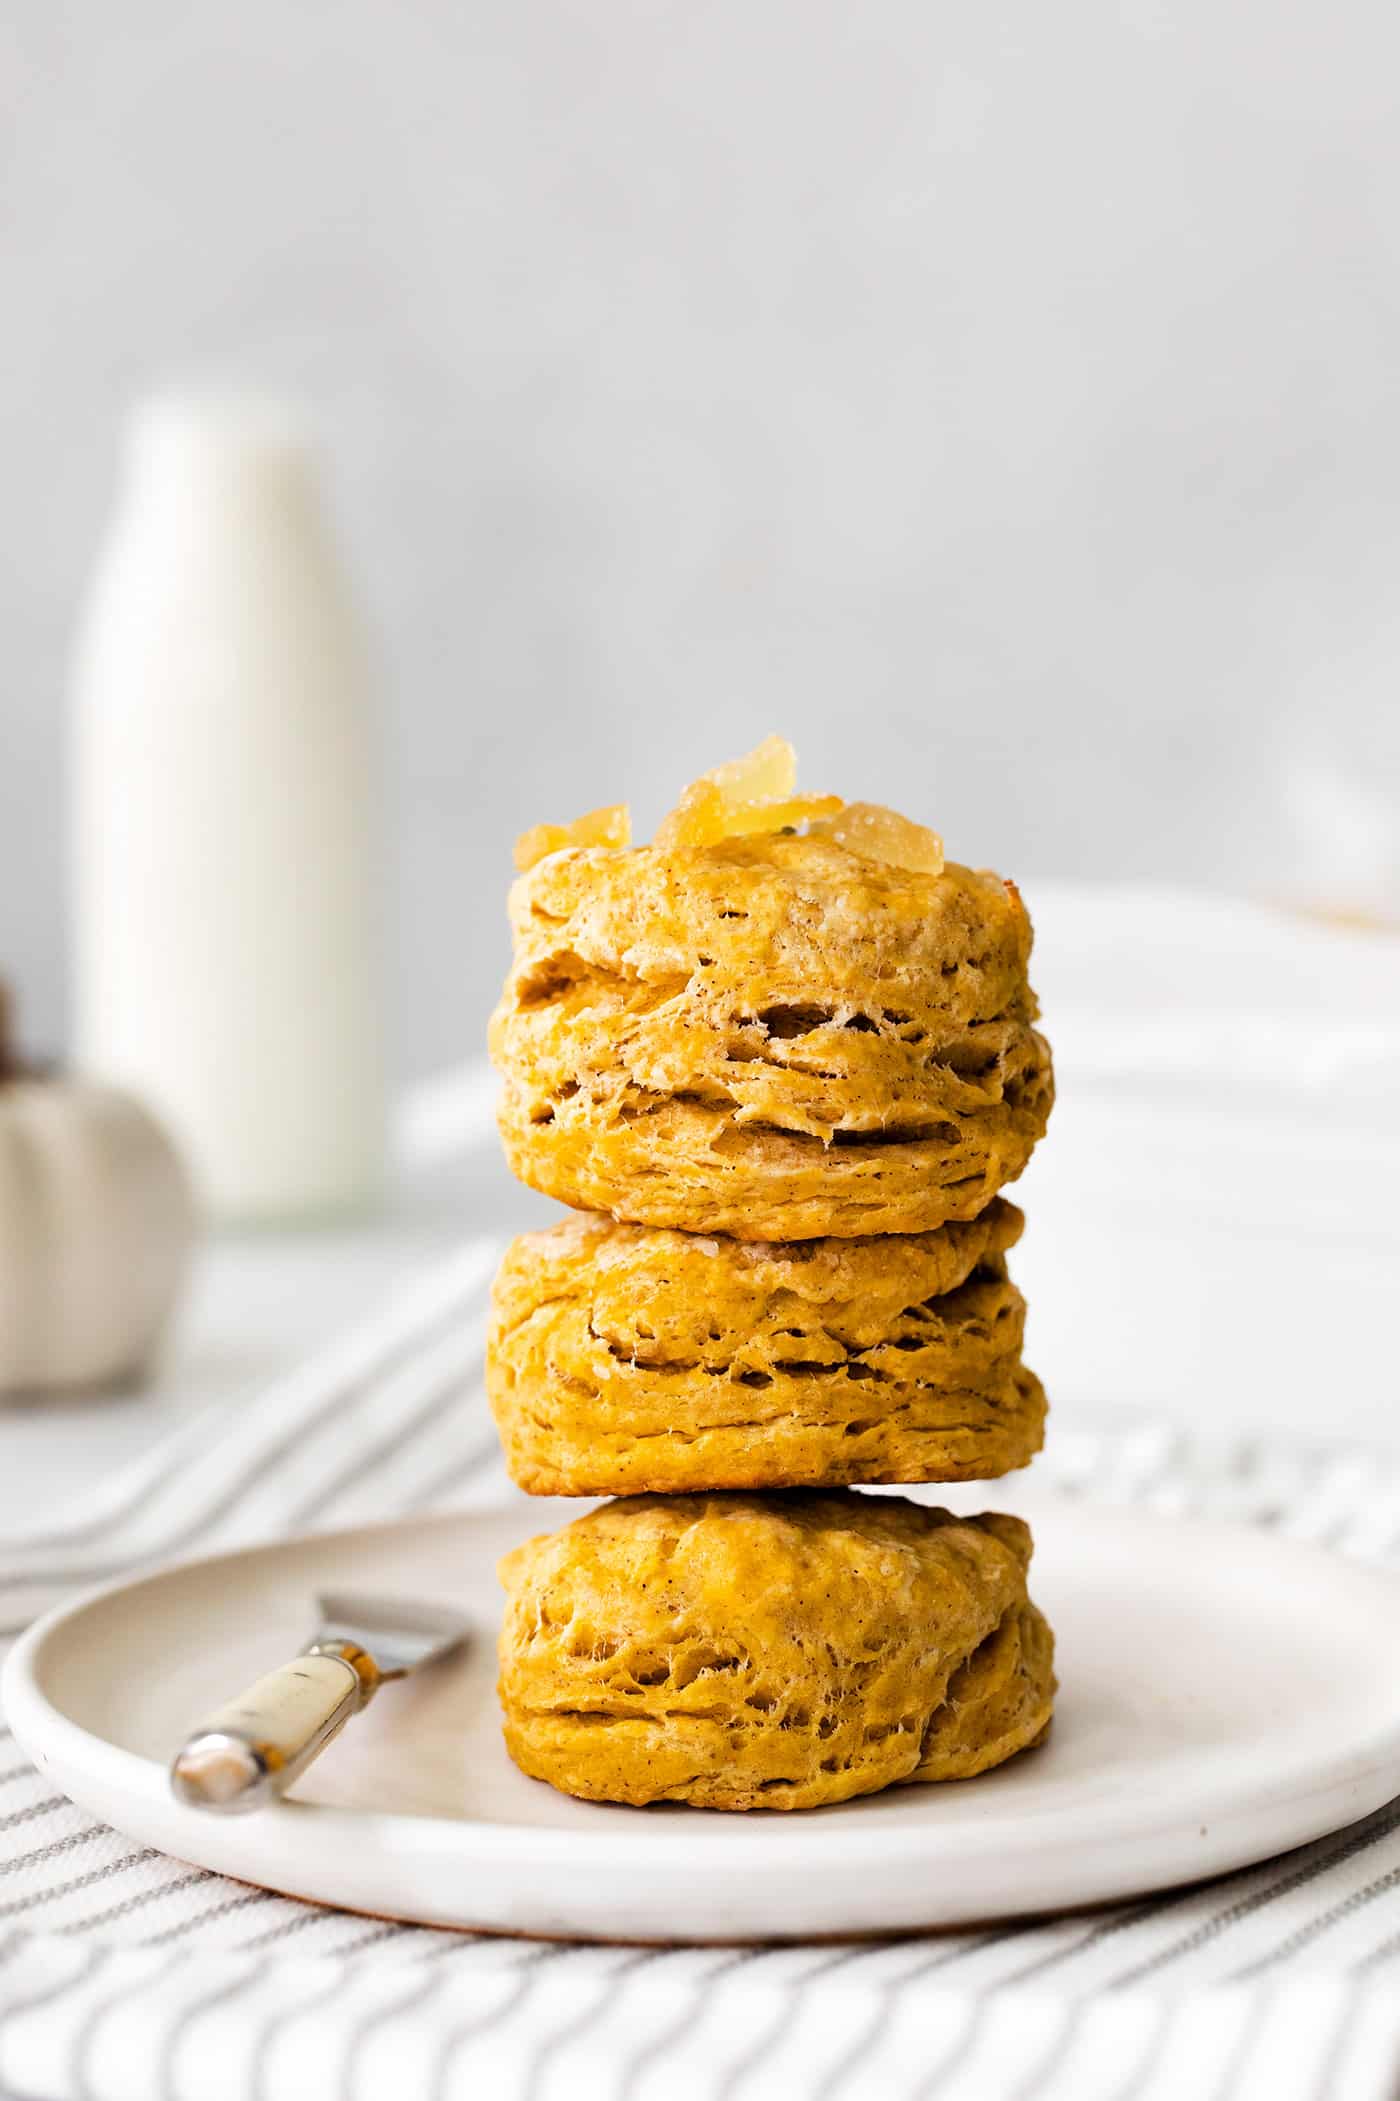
[0,983,197,1394]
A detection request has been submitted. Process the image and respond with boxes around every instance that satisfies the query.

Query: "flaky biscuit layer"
[488,1204,1044,1494]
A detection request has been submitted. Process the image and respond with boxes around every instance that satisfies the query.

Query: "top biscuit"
[491,771,1053,1239]
[508,832,1034,1025]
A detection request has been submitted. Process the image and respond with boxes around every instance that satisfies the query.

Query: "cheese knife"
[169,1590,470,1813]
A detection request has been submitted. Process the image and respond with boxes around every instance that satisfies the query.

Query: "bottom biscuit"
[497,1490,1055,1811]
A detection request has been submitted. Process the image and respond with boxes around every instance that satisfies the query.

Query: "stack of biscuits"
[487,741,1057,1812]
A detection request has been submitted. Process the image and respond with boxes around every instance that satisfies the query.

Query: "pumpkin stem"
[0,982,19,1084]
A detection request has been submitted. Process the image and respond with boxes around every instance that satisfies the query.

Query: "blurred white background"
[4,0,1399,1082]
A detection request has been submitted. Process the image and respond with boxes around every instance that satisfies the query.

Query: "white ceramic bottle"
[71,394,385,1223]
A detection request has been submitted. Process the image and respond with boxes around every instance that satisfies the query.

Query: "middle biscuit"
[487,1198,1045,1496]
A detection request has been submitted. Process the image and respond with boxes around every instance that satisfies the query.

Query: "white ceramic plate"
[7,1496,1400,1943]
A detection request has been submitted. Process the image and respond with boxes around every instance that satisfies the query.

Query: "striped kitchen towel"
[3,1243,1400,2101]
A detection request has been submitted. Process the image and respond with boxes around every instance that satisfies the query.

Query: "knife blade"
[169,1589,470,1813]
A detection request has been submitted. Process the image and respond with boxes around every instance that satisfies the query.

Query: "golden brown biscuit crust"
[504,836,1034,1020]
[497,1491,1055,1810]
[490,837,1053,1239]
[487,1204,1045,1494]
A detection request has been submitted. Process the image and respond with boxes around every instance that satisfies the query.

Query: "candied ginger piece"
[720,793,844,837]
[654,779,727,850]
[655,736,841,849]
[514,802,631,872]
[703,734,797,805]
[656,782,843,850]
[815,801,944,875]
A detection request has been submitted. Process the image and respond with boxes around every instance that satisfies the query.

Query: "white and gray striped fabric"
[3,1239,1400,2101]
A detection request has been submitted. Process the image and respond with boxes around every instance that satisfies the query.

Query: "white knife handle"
[170,1649,371,1813]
